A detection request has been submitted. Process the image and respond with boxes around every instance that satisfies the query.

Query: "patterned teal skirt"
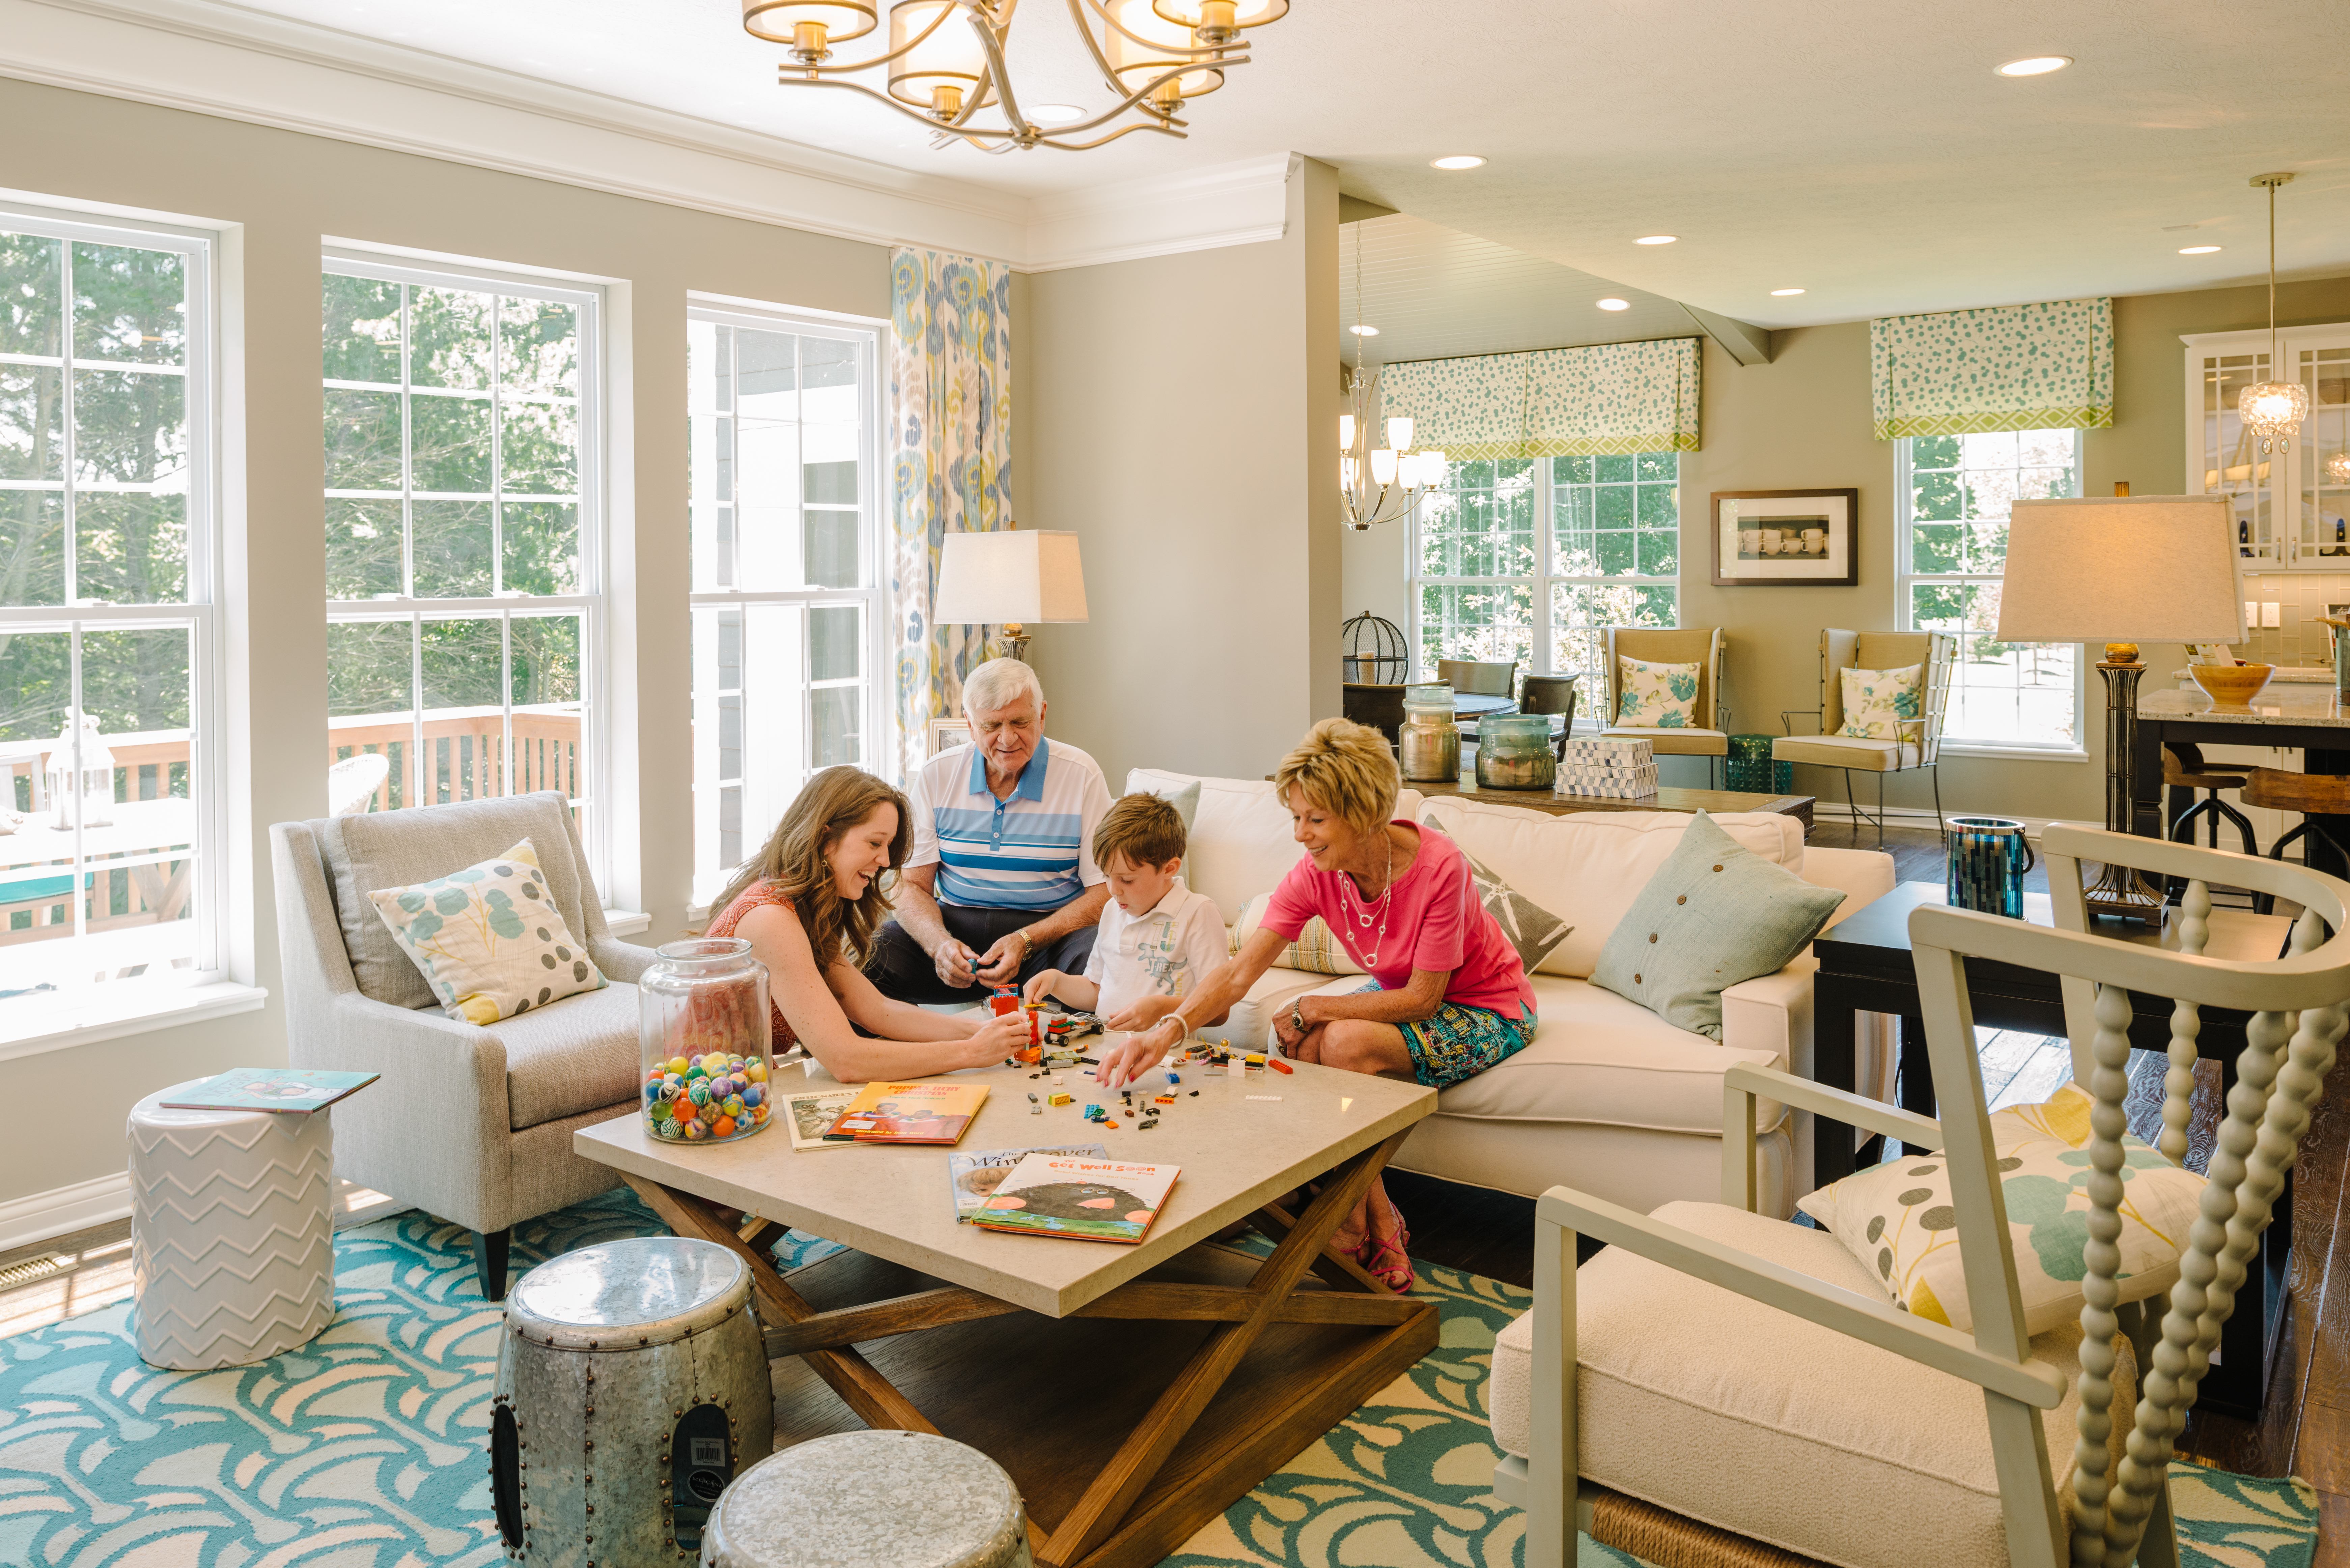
[1354,979,1536,1089]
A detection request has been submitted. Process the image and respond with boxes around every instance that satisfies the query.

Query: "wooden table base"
[621,1133,1437,1568]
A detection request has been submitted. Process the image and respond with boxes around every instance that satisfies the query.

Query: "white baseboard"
[0,1170,132,1254]
[1809,802,2067,839]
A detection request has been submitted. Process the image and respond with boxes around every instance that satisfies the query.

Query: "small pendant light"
[2238,172,2307,454]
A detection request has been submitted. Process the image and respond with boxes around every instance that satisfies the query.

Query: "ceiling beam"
[1339,195,1400,224]
[1677,302,1777,366]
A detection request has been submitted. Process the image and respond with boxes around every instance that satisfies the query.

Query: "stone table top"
[2138,683,2350,729]
[575,1047,1436,1319]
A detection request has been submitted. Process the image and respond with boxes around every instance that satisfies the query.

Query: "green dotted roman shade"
[1377,337,1702,460]
[1869,296,2113,440]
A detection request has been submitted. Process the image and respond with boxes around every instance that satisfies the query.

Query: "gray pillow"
[1423,821,1575,975]
[1590,812,1844,1039]
[1124,769,1201,831]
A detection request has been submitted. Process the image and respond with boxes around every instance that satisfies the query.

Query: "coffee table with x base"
[576,1053,1438,1568]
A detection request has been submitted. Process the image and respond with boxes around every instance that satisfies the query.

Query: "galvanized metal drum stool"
[491,1236,775,1565]
[699,1430,1032,1568]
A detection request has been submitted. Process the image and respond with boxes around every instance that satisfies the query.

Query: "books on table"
[972,1153,1180,1245]
[947,1144,1109,1223]
[824,1080,990,1145]
[159,1068,379,1115]
[779,1088,864,1152]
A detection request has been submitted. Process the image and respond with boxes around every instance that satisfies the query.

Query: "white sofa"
[1133,769,1896,1218]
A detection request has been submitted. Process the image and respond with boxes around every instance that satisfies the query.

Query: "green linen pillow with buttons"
[1590,812,1845,1039]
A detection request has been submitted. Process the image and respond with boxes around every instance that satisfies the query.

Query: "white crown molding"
[0,0,1295,272]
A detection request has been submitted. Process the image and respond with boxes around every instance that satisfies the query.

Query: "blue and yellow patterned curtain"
[1376,337,1702,459]
[1870,297,2113,440]
[888,248,1012,781]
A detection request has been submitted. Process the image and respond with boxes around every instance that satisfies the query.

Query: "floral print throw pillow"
[1614,655,1703,729]
[1839,662,1924,741]
[368,837,606,1025]
[1794,1082,2205,1334]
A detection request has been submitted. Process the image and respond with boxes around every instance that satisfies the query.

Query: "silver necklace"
[1341,833,1397,966]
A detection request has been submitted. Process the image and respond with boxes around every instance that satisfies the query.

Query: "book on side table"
[160,1067,379,1115]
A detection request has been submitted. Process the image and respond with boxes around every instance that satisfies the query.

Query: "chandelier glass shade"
[2238,172,2304,454]
[746,0,1275,153]
[1340,367,1443,532]
[2325,450,2350,485]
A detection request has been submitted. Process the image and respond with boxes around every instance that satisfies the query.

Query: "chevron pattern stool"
[129,1081,337,1370]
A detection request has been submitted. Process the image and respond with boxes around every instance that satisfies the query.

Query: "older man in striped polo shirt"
[867,658,1114,1004]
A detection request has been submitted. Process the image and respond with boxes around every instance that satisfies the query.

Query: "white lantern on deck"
[46,711,115,831]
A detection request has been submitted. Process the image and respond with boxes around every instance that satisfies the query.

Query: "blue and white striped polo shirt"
[907,738,1112,911]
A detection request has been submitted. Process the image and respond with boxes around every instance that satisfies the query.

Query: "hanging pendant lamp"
[2238,172,2307,453]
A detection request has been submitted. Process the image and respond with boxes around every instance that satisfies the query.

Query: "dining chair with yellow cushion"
[1601,627,1728,786]
[1774,628,1955,844]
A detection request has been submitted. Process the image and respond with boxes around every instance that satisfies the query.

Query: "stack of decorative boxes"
[1556,735,1659,799]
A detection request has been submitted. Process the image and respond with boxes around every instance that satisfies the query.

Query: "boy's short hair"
[1094,793,1187,871]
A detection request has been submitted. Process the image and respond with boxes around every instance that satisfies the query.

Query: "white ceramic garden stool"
[700,1430,1033,1568]
[128,1079,337,1370]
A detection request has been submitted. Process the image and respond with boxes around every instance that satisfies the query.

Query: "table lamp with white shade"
[1996,492,2253,918]
[930,526,1089,663]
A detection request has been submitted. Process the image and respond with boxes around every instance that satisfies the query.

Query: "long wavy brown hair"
[711,766,912,971]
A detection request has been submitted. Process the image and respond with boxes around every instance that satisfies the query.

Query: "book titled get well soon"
[823,1079,989,1145]
[973,1154,1179,1245]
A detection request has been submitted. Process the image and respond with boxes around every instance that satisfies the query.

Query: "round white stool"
[700,1430,1033,1568]
[129,1079,337,1370]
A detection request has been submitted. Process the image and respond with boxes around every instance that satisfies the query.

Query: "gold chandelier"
[2238,172,2307,454]
[1340,227,1443,531]
[743,0,1286,153]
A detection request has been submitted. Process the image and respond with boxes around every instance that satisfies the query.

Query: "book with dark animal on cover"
[823,1079,990,1145]
[947,1143,1109,1222]
[971,1154,1180,1244]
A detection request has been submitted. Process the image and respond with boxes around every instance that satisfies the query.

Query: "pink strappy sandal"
[1355,1192,1414,1293]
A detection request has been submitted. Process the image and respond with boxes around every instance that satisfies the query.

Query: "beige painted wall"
[0,76,890,1210]
[1022,158,1341,788]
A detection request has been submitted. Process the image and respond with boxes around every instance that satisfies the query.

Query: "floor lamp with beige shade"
[930,526,1089,664]
[1996,492,2252,919]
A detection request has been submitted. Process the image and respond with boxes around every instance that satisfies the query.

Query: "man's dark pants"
[865,904,1100,1005]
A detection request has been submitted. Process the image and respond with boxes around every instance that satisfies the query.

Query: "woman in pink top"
[1098,718,1537,1290]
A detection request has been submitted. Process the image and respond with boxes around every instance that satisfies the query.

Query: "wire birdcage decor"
[1341,611,1407,684]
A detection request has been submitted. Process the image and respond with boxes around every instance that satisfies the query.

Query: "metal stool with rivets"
[700,1430,1033,1568]
[490,1235,773,1565]
[2242,767,2350,915]
[2161,742,2258,854]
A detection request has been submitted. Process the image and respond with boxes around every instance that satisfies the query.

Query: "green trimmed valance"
[1869,297,2112,440]
[1376,337,1702,459]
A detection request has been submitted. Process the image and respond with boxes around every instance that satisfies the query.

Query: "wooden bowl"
[2190,662,2276,706]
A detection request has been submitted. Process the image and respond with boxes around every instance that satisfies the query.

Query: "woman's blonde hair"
[1273,718,1400,837]
[712,766,911,970]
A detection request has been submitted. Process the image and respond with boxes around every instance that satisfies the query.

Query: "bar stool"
[2240,767,2350,915]
[2161,742,2258,853]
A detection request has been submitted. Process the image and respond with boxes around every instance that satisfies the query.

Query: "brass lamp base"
[988,623,1032,663]
[2090,657,2165,923]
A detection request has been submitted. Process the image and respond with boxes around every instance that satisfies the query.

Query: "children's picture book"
[972,1154,1180,1245]
[946,1143,1109,1223]
[159,1068,380,1116]
[824,1080,991,1145]
[779,1088,864,1152]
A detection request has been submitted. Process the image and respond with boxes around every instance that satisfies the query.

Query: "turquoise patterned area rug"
[0,1189,2320,1568]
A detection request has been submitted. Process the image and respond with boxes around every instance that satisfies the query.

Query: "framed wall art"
[1710,489,1860,587]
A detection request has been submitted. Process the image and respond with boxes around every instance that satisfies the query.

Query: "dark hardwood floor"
[1395,822,2347,1564]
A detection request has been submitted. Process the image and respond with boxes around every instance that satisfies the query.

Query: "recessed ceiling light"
[1770,288,1806,296]
[1429,155,1486,170]
[1349,324,1379,336]
[1634,235,1677,246]
[1596,298,1630,311]
[1028,103,1085,124]
[1995,55,2073,77]
[2178,245,2222,254]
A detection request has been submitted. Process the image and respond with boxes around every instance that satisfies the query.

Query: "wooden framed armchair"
[1774,628,1956,844]
[1600,626,1728,785]
[1489,825,2350,1567]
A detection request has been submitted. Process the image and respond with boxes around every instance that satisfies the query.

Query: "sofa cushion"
[1413,800,1802,979]
[1127,769,1425,925]
[1421,822,1577,975]
[1590,813,1844,1040]
[483,980,642,1131]
[1488,1200,2131,1568]
[321,791,593,1009]
[1599,725,1729,757]
[1231,892,1365,975]
[1122,768,1200,830]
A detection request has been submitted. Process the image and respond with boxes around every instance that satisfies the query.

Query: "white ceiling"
[77,0,2350,324]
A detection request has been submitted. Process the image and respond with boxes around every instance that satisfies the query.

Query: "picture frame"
[1710,488,1860,587]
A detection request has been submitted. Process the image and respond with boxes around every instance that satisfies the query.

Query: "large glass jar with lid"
[1474,714,1556,790]
[1398,686,1460,782]
[639,938,774,1144]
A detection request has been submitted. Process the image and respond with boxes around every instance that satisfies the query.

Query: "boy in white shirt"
[1024,793,1229,1033]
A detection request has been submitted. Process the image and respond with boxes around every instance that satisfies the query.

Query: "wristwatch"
[1290,998,1306,1033]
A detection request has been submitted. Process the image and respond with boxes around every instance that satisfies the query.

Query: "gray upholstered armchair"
[270,790,659,1299]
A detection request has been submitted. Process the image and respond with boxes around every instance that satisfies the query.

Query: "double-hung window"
[320,256,604,865]
[686,304,884,906]
[1896,430,2083,752]
[0,209,221,1003]
[1411,453,1680,695]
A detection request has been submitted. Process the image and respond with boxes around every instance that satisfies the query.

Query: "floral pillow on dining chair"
[1614,655,1703,729]
[1839,663,1925,741]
